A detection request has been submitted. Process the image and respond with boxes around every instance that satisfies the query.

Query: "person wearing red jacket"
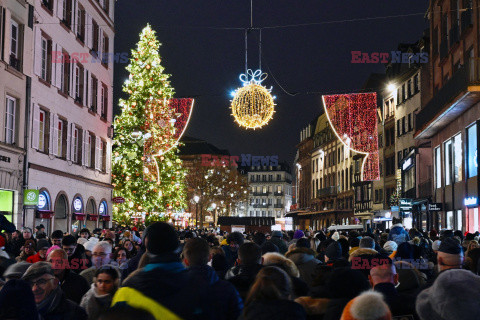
[27,239,50,263]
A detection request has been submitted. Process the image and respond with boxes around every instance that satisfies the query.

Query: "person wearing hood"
[288,230,305,247]
[183,238,243,320]
[222,231,244,268]
[285,238,321,287]
[22,261,87,320]
[387,217,410,245]
[80,265,120,320]
[324,241,343,266]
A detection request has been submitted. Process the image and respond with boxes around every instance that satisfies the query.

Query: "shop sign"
[391,206,399,212]
[231,225,245,233]
[0,155,11,163]
[112,197,125,204]
[464,197,478,207]
[73,198,83,211]
[428,203,443,211]
[24,190,39,206]
[399,199,413,211]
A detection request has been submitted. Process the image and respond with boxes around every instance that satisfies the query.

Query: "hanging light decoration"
[231,69,275,129]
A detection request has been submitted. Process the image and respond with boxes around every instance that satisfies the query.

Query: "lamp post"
[212,203,217,227]
[194,195,200,228]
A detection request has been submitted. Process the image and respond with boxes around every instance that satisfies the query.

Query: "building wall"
[26,0,114,232]
[0,0,33,224]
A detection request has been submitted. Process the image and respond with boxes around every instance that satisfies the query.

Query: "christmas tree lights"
[112,25,189,226]
[322,93,380,181]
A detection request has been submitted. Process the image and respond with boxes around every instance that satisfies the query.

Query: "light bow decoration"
[322,93,380,181]
[143,98,194,183]
[230,69,276,129]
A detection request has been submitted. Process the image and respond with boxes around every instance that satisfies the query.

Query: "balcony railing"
[418,179,432,199]
[317,186,338,197]
[253,204,270,208]
[274,204,283,208]
[462,10,473,34]
[274,191,284,196]
[252,192,270,196]
[9,54,21,71]
[449,23,460,48]
[416,58,480,138]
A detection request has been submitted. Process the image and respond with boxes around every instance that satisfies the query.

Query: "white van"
[327,224,364,232]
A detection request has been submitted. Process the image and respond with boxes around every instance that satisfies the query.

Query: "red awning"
[87,214,99,221]
[101,215,110,222]
[36,210,54,219]
[74,213,86,221]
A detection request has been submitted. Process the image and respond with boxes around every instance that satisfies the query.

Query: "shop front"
[465,197,479,233]
[0,189,15,223]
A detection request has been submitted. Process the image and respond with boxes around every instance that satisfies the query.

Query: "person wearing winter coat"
[239,266,306,320]
[22,261,87,320]
[27,239,51,264]
[285,238,322,288]
[16,239,36,262]
[268,231,288,254]
[80,266,120,320]
[225,242,263,301]
[183,238,243,320]
[388,218,410,245]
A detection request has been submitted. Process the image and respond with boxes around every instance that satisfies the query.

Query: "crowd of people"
[0,215,480,319]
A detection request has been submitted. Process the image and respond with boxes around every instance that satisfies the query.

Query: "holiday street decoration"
[112,24,188,226]
[231,69,275,129]
[143,98,194,184]
[322,93,380,181]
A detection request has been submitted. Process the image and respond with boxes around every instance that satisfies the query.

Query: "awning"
[87,214,99,221]
[36,210,54,219]
[73,213,86,221]
[101,215,111,222]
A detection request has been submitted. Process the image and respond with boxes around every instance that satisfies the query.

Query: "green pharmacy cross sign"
[24,189,39,206]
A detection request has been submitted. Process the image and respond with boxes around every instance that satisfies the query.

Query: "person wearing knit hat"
[26,239,50,263]
[436,237,463,273]
[416,269,480,320]
[382,241,398,257]
[112,222,217,319]
[325,241,342,263]
[0,279,39,320]
[341,291,392,320]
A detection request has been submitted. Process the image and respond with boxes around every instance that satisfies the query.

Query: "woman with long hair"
[240,266,306,320]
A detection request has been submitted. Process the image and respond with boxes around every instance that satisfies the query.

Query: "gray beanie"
[416,269,480,320]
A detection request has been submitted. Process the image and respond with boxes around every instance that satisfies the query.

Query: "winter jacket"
[221,245,239,269]
[26,252,46,263]
[268,237,288,255]
[239,300,306,320]
[15,251,35,262]
[225,264,263,301]
[80,284,114,320]
[60,269,91,304]
[374,282,418,319]
[37,287,87,320]
[388,224,410,245]
[286,247,322,287]
[187,265,243,320]
[121,246,145,280]
[113,256,214,320]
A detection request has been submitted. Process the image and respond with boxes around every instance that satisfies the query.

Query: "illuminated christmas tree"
[112,25,190,226]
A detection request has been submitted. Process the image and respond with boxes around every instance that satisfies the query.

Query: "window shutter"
[95,136,101,170]
[70,61,75,98]
[85,13,91,48]
[69,123,75,160]
[32,104,40,149]
[53,114,59,156]
[56,0,64,20]
[85,70,89,108]
[66,121,71,161]
[71,0,76,30]
[53,43,62,88]
[49,113,54,155]
[105,140,111,173]
[82,129,87,166]
[34,27,42,76]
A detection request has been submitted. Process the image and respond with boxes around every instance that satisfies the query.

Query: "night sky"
[113,1,428,166]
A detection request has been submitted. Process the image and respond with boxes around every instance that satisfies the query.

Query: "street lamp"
[194,195,200,228]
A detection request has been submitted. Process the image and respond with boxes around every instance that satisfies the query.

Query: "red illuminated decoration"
[143,98,194,183]
[322,93,380,181]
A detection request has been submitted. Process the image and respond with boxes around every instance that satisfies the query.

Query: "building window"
[402,117,406,134]
[76,6,85,42]
[444,140,452,186]
[5,96,16,144]
[74,64,84,104]
[435,146,441,188]
[41,0,54,11]
[397,119,401,137]
[10,20,21,71]
[402,84,406,101]
[39,110,46,152]
[62,0,72,27]
[61,51,70,94]
[407,79,412,97]
[414,74,419,93]
[41,36,51,82]
[453,134,462,182]
[72,126,79,163]
[408,114,413,131]
[467,124,477,178]
[101,33,109,65]
[457,210,463,231]
[57,119,63,157]
[90,75,98,112]
[92,20,99,52]
[446,211,454,229]
[86,133,92,167]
